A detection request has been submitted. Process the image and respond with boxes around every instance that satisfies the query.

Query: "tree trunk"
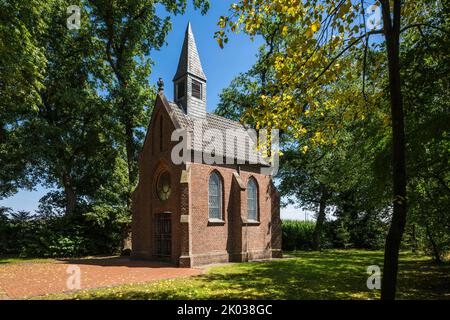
[125,119,136,187]
[62,171,76,215]
[105,35,136,252]
[380,0,408,300]
[425,223,442,263]
[117,115,134,251]
[312,185,328,251]
[411,224,417,253]
[121,224,132,254]
[121,99,135,252]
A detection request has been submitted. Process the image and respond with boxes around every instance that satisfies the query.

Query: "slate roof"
[167,101,269,166]
[173,22,206,82]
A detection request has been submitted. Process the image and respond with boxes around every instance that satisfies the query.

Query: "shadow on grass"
[59,250,449,300]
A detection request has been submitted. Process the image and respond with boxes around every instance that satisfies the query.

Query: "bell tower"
[173,22,207,119]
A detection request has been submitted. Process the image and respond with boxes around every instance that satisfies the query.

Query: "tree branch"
[308,29,383,88]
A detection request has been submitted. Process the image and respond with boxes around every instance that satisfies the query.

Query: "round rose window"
[156,171,171,201]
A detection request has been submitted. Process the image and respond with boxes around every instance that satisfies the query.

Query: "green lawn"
[0,257,57,265]
[42,250,449,300]
[0,255,119,265]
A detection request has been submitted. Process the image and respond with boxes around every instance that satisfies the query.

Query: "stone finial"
[157,77,164,92]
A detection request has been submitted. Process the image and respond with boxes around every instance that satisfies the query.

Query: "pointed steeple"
[173,22,206,82]
[173,22,207,119]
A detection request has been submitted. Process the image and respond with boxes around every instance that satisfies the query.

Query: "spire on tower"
[173,22,206,82]
[173,22,207,118]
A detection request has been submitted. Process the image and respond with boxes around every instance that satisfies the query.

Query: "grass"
[0,254,119,265]
[40,250,450,300]
[0,257,57,265]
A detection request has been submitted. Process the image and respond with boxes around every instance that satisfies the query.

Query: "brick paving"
[0,257,202,299]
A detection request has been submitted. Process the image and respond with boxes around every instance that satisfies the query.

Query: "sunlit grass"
[0,257,57,265]
[0,254,120,265]
[40,250,449,300]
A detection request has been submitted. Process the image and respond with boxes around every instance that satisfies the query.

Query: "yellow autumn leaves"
[305,21,321,38]
[215,0,373,153]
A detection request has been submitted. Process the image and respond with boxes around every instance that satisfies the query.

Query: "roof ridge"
[206,112,246,127]
[169,100,245,125]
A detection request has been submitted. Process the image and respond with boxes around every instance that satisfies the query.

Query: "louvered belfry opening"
[191,79,202,99]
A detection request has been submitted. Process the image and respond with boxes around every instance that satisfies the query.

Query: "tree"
[279,148,332,251]
[400,7,450,263]
[216,0,448,299]
[30,0,118,215]
[0,0,51,197]
[1,0,118,214]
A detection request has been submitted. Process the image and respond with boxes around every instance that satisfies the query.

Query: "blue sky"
[1,1,305,220]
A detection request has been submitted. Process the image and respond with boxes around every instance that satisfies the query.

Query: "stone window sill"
[208,218,225,225]
[244,219,260,225]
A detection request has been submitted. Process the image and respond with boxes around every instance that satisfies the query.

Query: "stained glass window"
[157,171,171,201]
[208,172,222,219]
[247,177,258,221]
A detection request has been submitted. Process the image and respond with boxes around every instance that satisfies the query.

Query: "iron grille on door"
[155,213,171,257]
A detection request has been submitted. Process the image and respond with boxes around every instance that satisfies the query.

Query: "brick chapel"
[131,22,282,267]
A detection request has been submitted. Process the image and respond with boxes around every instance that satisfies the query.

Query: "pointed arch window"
[208,172,223,220]
[247,177,258,221]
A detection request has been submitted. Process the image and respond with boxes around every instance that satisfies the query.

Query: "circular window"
[156,171,171,201]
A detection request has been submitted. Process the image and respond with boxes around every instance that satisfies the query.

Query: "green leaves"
[0,0,49,113]
[0,0,52,197]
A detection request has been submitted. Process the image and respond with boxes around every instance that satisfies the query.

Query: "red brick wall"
[132,96,184,264]
[189,163,230,264]
[188,163,277,265]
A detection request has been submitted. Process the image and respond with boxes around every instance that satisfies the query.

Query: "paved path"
[0,257,202,299]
